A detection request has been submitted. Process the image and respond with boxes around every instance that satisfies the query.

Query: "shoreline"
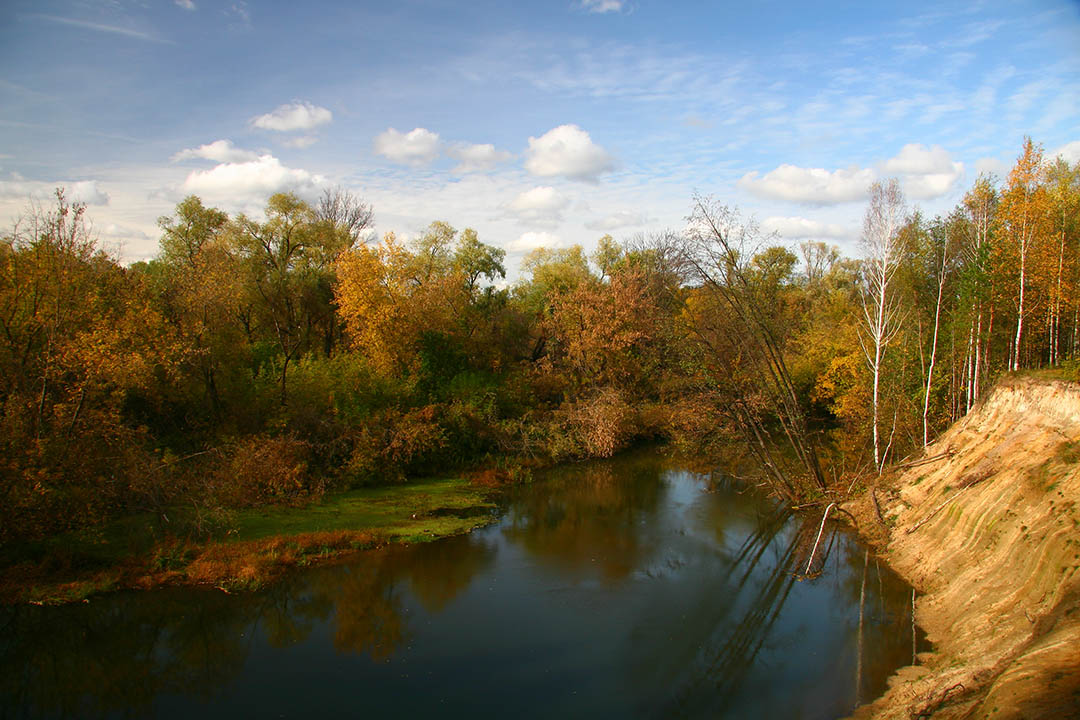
[1,476,501,605]
[845,377,1080,719]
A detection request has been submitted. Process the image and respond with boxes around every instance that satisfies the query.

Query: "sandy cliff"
[848,376,1080,719]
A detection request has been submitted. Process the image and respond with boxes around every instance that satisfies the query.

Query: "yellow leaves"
[812,352,870,427]
[545,267,659,389]
[335,232,476,377]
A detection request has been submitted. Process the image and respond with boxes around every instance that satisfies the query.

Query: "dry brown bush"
[218,434,322,507]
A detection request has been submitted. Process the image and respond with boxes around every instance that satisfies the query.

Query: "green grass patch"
[230,476,496,542]
[2,476,499,604]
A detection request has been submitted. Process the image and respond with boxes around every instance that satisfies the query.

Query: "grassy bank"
[0,476,499,605]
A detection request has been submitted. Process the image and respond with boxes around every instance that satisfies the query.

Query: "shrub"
[218,434,322,507]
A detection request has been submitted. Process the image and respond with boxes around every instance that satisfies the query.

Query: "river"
[0,450,925,718]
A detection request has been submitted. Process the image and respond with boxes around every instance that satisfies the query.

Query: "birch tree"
[921,216,959,447]
[858,179,906,470]
[1044,157,1079,365]
[999,138,1047,371]
[960,175,997,406]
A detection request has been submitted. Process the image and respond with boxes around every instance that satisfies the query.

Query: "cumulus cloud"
[584,210,650,231]
[882,144,964,199]
[447,142,512,173]
[1050,140,1080,164]
[66,181,110,206]
[503,186,571,228]
[0,175,109,205]
[175,0,196,10]
[738,164,875,205]
[179,155,324,207]
[250,101,333,132]
[171,139,259,163]
[525,124,615,182]
[374,127,442,166]
[509,231,564,253]
[761,216,854,240]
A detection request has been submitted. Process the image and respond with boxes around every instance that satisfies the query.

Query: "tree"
[681,197,826,496]
[315,186,373,246]
[959,174,998,406]
[858,179,906,470]
[998,138,1048,371]
[0,190,181,541]
[917,214,961,447]
[335,222,505,379]
[230,193,351,405]
[156,196,240,423]
[1044,157,1079,364]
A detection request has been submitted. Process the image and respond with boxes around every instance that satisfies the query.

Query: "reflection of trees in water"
[402,533,497,613]
[835,543,922,707]
[0,533,496,717]
[694,502,802,707]
[323,559,406,660]
[502,457,665,581]
[0,590,260,718]
[319,534,497,658]
[660,504,921,717]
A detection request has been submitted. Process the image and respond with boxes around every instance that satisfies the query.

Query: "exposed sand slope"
[847,376,1080,719]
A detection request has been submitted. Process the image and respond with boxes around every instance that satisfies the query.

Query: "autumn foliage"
[1,137,1078,548]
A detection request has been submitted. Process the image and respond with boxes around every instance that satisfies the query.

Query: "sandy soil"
[845,376,1080,719]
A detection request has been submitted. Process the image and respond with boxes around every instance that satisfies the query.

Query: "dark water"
[1,451,925,719]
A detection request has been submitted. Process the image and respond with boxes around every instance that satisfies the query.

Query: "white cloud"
[99,222,153,259]
[882,144,964,199]
[509,231,565,253]
[579,0,624,13]
[250,101,332,132]
[503,186,570,228]
[524,124,615,182]
[584,210,650,231]
[761,216,854,241]
[447,142,512,173]
[1050,140,1080,164]
[103,222,151,241]
[373,127,441,166]
[175,0,196,10]
[738,164,875,205]
[171,139,259,163]
[67,181,110,206]
[0,175,109,205]
[974,157,1008,178]
[179,155,324,208]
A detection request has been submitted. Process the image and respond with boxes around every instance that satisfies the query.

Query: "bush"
[218,434,322,507]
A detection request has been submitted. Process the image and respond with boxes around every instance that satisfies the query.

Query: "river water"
[1,450,924,719]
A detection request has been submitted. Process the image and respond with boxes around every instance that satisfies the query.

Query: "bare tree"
[316,186,374,246]
[681,196,826,497]
[858,179,906,471]
[798,240,839,288]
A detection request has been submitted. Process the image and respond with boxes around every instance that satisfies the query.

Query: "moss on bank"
[0,476,498,605]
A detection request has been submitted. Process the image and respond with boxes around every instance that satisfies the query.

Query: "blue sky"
[1,0,1078,272]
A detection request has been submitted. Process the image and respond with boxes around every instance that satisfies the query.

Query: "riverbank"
[844,376,1080,719]
[0,476,499,605]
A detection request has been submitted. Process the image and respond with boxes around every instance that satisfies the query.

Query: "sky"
[1,0,1078,275]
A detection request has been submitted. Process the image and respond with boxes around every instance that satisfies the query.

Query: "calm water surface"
[1,451,925,719]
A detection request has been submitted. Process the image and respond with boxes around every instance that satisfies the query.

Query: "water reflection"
[501,459,664,581]
[0,450,926,719]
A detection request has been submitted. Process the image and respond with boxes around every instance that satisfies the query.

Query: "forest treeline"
[2,137,1077,545]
